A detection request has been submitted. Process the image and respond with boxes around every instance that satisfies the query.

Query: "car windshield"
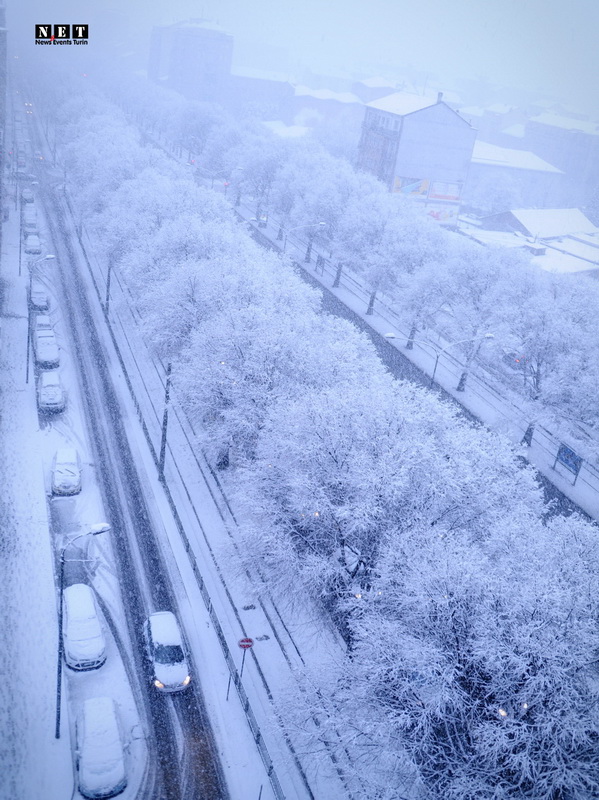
[154,643,184,664]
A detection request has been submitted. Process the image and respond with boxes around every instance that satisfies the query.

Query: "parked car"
[144,611,191,692]
[52,448,81,495]
[34,313,52,332]
[34,329,60,368]
[37,369,65,412]
[76,697,127,799]
[24,233,42,254]
[29,280,49,311]
[63,584,106,671]
[22,203,37,234]
[21,187,34,203]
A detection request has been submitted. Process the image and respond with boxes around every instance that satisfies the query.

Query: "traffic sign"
[238,637,254,649]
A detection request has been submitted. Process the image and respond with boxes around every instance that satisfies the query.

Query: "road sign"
[238,637,254,649]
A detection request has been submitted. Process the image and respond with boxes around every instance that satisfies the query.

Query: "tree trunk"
[333,262,343,288]
[406,323,417,350]
[305,239,313,263]
[366,290,376,315]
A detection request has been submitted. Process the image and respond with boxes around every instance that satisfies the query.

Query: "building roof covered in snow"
[472,141,562,173]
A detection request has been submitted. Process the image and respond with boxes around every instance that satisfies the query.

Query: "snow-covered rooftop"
[231,67,293,83]
[357,76,395,89]
[502,123,526,138]
[486,103,513,114]
[529,113,599,136]
[367,92,437,115]
[510,208,599,239]
[458,105,485,117]
[294,85,362,104]
[472,141,562,173]
[531,249,599,275]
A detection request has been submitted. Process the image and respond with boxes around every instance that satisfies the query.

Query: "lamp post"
[55,523,110,739]
[26,255,56,384]
[158,362,172,482]
[431,333,494,389]
[283,222,327,254]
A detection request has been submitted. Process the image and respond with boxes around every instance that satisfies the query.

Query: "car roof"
[40,370,60,385]
[148,611,183,645]
[64,583,96,615]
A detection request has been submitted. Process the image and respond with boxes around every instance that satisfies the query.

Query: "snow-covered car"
[37,369,65,413]
[24,233,42,254]
[76,697,127,799]
[29,280,49,311]
[33,329,60,368]
[21,187,34,203]
[144,611,191,692]
[34,313,52,333]
[52,448,81,495]
[63,584,106,671]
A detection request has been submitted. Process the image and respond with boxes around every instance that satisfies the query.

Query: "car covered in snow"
[76,697,127,799]
[33,329,60,368]
[63,583,106,671]
[21,187,34,203]
[144,611,191,692]
[37,369,65,412]
[52,448,82,495]
[29,280,49,311]
[24,233,42,254]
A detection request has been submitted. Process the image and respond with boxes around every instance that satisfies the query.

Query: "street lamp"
[55,523,110,739]
[431,333,494,389]
[283,222,327,254]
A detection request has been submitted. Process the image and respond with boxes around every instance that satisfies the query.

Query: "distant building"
[291,86,364,126]
[358,92,477,223]
[227,68,294,117]
[148,20,233,104]
[523,114,599,207]
[464,141,563,211]
[480,207,599,239]
[352,77,396,104]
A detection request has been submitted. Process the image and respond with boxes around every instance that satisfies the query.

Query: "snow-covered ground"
[1,124,352,799]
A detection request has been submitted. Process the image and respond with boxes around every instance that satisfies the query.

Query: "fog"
[9,0,599,115]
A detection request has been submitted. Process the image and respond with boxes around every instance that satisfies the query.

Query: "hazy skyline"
[10,0,599,114]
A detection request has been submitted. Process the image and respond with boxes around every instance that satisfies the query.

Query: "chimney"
[437,91,443,103]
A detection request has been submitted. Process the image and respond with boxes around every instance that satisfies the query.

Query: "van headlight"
[182,675,191,686]
[154,679,165,689]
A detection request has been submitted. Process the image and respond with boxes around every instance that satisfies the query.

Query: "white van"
[22,203,38,234]
[29,280,49,311]
[76,697,127,799]
[24,233,42,254]
[63,584,106,670]
[34,329,60,368]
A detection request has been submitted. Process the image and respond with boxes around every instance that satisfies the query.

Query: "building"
[358,92,477,223]
[291,86,364,126]
[464,141,563,212]
[148,20,233,104]
[480,207,599,240]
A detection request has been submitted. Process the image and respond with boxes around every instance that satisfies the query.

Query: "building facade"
[358,92,477,223]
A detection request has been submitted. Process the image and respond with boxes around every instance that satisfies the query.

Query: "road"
[39,172,229,800]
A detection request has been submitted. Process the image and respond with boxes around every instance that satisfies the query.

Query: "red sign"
[238,637,254,649]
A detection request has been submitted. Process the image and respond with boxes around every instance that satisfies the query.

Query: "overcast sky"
[11,0,599,113]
